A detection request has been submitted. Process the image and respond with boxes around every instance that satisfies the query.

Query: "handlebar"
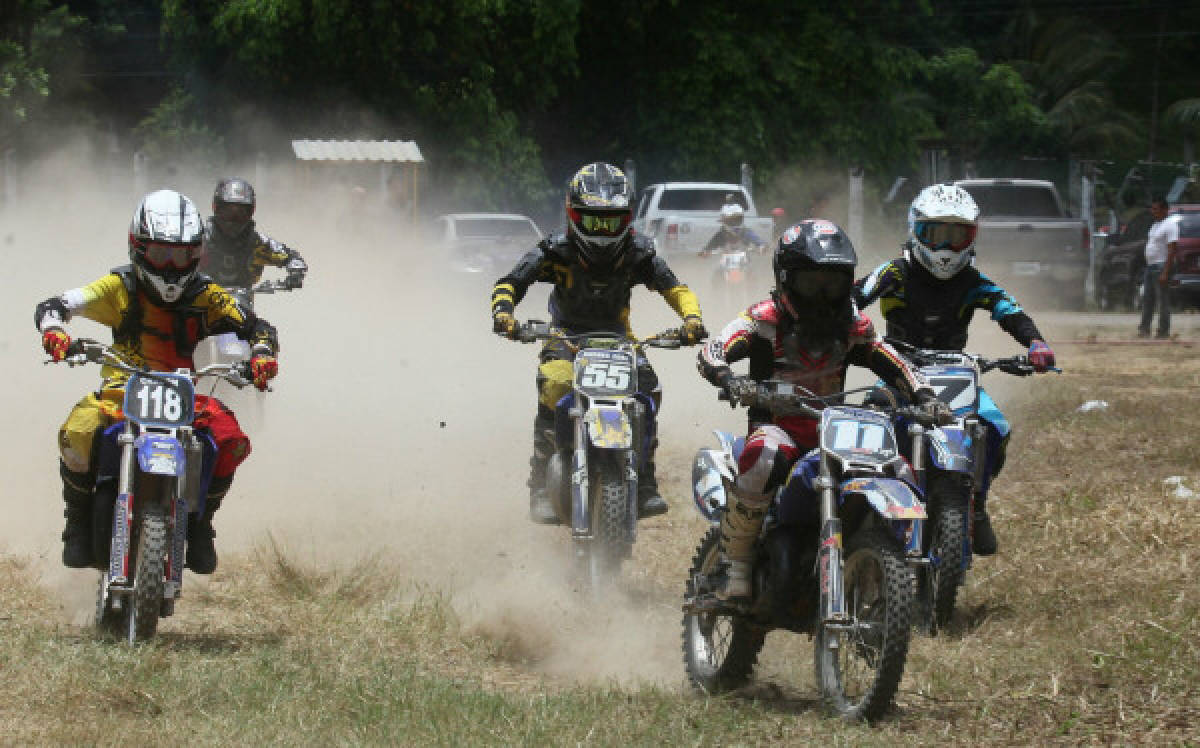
[511,320,686,349]
[58,338,255,389]
[717,378,944,427]
[883,338,1058,376]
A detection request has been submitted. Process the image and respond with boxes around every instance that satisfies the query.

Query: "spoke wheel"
[681,527,765,693]
[814,528,913,722]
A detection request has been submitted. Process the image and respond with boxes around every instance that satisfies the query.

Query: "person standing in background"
[1139,195,1179,339]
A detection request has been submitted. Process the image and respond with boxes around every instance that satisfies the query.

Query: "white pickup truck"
[632,182,774,256]
[954,178,1090,309]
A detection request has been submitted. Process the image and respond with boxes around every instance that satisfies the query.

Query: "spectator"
[1138,195,1179,339]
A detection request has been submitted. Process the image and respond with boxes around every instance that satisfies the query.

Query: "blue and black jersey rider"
[853,183,1057,555]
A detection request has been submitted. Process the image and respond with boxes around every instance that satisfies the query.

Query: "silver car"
[433,213,543,276]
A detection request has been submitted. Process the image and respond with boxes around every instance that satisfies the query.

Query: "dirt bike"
[55,338,255,644]
[682,379,938,722]
[881,339,1052,634]
[702,239,763,309]
[514,321,683,589]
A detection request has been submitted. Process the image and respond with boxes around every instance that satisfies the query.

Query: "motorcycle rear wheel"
[814,527,913,722]
[681,527,765,693]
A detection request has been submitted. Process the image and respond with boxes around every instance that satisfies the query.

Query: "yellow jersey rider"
[491,162,707,523]
[37,189,280,573]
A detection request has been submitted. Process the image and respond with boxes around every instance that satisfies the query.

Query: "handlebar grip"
[66,339,85,357]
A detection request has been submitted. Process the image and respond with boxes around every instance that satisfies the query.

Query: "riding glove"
[42,328,70,362]
[681,316,708,346]
[493,311,518,340]
[1028,340,1056,372]
[250,355,278,390]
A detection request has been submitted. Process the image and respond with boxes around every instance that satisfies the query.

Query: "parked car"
[1094,205,1200,311]
[432,213,542,276]
[631,182,773,256]
[953,178,1090,309]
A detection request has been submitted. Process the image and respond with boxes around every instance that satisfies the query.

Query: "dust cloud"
[0,141,1050,686]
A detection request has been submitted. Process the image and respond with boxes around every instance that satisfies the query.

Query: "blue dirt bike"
[58,338,256,644]
[683,379,941,722]
[882,339,1049,633]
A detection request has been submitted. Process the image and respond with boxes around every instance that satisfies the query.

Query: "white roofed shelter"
[291,139,424,221]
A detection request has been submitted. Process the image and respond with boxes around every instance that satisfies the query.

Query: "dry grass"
[1,343,1198,745]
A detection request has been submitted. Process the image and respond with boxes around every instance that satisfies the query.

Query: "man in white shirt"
[1139,195,1180,339]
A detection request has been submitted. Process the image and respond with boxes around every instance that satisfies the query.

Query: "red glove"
[42,328,70,362]
[1028,340,1055,372]
[249,355,278,390]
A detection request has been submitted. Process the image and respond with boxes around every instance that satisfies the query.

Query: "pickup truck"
[953,178,1090,309]
[632,182,774,256]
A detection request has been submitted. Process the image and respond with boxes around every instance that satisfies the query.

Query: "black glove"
[285,257,307,289]
[724,376,757,408]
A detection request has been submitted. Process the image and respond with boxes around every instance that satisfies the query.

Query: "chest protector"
[546,237,649,332]
[112,265,214,359]
[884,258,976,350]
[203,219,257,287]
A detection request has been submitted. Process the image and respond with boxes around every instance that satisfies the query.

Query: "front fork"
[816,453,845,623]
[569,403,591,538]
[966,416,988,553]
[108,424,137,588]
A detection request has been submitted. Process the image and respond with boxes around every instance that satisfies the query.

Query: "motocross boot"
[637,438,669,518]
[973,492,998,556]
[528,412,560,525]
[186,475,231,574]
[60,461,95,569]
[713,493,767,604]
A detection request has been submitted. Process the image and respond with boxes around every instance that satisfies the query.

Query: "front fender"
[135,433,184,477]
[840,477,926,520]
[927,426,973,474]
[692,447,733,523]
[585,406,632,449]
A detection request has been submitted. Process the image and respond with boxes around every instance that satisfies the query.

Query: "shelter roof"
[291,139,424,163]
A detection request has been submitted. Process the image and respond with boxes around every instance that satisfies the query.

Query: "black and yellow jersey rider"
[490,162,707,524]
[202,177,307,290]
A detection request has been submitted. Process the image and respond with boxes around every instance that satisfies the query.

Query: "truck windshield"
[658,189,749,211]
[959,185,1062,218]
[1177,214,1200,239]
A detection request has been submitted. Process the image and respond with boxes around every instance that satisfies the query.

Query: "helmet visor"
[914,220,977,252]
[569,206,631,237]
[786,269,852,300]
[140,240,204,270]
[215,202,253,226]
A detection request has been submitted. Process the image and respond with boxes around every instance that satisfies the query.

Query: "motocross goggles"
[913,220,977,252]
[136,239,205,270]
[785,269,852,300]
[568,206,632,237]
[215,202,253,225]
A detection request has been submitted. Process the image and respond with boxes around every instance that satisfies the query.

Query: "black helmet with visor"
[565,162,634,268]
[212,177,256,235]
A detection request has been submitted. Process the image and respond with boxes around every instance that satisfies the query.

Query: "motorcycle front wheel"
[681,527,765,693]
[814,527,913,722]
[921,475,970,633]
[581,454,632,590]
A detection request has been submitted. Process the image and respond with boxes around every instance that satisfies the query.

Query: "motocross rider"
[36,190,280,573]
[491,162,708,524]
[203,177,307,291]
[699,203,766,257]
[697,219,939,603]
[853,183,1057,555]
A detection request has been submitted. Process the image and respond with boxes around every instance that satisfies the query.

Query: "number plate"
[123,371,195,428]
[820,408,897,464]
[574,349,637,396]
[924,366,979,412]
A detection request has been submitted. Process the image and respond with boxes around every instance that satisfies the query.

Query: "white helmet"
[128,189,206,305]
[719,202,745,228]
[908,183,980,280]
